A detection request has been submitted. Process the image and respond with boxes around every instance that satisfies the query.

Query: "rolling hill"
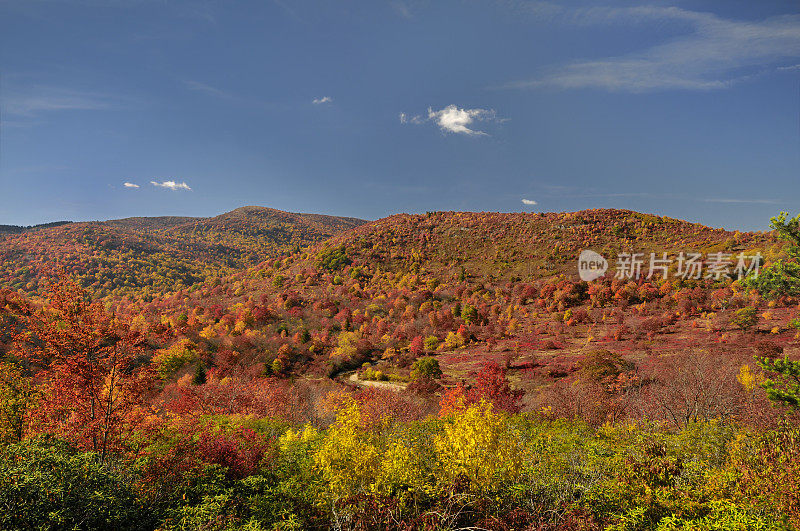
[0,206,366,297]
[313,208,780,281]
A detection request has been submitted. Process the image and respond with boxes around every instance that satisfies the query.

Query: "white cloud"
[399,112,424,124]
[427,105,498,135]
[401,104,501,135]
[312,96,332,104]
[521,198,538,205]
[123,182,140,188]
[151,180,192,191]
[503,7,800,92]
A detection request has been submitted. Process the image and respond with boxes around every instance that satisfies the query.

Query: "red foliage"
[409,335,424,355]
[14,274,154,460]
[440,361,523,415]
[197,426,275,480]
[163,376,305,422]
[353,388,426,427]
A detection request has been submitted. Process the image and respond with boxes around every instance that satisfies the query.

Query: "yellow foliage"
[330,331,360,363]
[130,314,147,333]
[373,438,427,496]
[151,339,198,379]
[199,325,217,340]
[434,401,522,491]
[443,331,465,350]
[737,365,761,394]
[312,398,381,500]
[233,319,248,334]
[0,363,37,443]
[279,424,319,453]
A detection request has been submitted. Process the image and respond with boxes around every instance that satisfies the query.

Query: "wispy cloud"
[391,1,412,19]
[399,112,424,124]
[401,104,503,136]
[183,80,233,99]
[151,180,191,191]
[3,87,118,116]
[123,182,140,188]
[521,198,538,205]
[312,96,333,105]
[272,0,302,21]
[702,197,780,204]
[503,6,800,92]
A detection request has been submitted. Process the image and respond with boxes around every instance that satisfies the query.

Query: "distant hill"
[0,207,366,297]
[0,207,783,299]
[313,209,779,280]
[107,207,783,383]
[103,216,202,231]
[0,221,73,235]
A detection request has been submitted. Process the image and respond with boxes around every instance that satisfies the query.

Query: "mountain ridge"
[0,206,368,296]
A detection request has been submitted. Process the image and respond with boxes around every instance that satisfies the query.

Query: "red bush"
[197,426,274,480]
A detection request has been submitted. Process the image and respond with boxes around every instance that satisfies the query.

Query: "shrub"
[410,357,442,381]
[424,335,440,351]
[317,246,351,272]
[0,437,152,530]
[152,339,199,380]
[197,426,274,480]
[434,401,522,492]
[461,304,478,324]
[579,349,631,382]
[732,307,758,331]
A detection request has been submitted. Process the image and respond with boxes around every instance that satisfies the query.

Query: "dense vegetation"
[0,207,364,298]
[1,207,799,529]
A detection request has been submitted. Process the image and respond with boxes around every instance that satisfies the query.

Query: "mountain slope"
[314,209,779,280]
[0,207,367,297]
[99,208,788,386]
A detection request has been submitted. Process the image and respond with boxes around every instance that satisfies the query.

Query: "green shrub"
[731,307,758,331]
[0,437,152,530]
[410,357,442,380]
[317,246,351,272]
[424,335,440,351]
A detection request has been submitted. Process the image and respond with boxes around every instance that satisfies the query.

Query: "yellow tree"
[434,400,523,492]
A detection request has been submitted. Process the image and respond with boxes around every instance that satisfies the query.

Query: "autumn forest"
[1,206,800,530]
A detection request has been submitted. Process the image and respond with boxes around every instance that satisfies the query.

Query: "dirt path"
[346,371,407,391]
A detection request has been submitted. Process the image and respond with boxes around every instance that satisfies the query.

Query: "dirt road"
[346,371,407,391]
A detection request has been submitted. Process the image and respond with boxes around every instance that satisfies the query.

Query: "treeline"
[0,220,72,234]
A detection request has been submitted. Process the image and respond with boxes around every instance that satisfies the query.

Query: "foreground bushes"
[0,437,154,530]
[0,405,797,530]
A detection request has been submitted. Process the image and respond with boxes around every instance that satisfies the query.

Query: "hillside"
[0,206,366,297]
[0,220,73,235]
[98,207,787,381]
[318,209,779,280]
[2,207,800,529]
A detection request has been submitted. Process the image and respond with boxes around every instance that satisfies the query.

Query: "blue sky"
[1,0,798,230]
